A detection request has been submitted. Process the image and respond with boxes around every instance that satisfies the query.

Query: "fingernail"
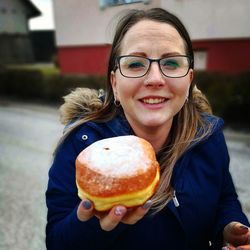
[114,206,126,216]
[240,225,249,230]
[236,247,243,250]
[222,247,230,250]
[82,200,91,210]
[143,200,152,210]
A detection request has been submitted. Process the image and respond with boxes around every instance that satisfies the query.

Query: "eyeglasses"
[114,55,192,78]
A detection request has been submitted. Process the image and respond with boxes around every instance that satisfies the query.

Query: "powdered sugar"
[81,135,152,177]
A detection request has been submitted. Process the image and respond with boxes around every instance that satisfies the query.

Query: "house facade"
[52,0,250,75]
[0,0,40,64]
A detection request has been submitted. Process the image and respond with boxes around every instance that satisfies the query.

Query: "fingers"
[223,244,250,250]
[121,200,152,224]
[235,246,250,250]
[99,206,127,231]
[77,200,152,231]
[224,222,250,247]
[236,245,250,250]
[226,222,249,236]
[77,199,94,221]
[77,200,127,231]
[98,200,152,231]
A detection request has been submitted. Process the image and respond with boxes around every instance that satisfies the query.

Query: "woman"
[46,8,249,250]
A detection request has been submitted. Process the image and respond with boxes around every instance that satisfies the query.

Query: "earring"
[185,89,189,102]
[114,98,121,107]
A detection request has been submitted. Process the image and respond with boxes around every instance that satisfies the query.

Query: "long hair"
[58,8,213,213]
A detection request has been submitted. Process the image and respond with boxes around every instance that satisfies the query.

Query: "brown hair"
[59,8,212,213]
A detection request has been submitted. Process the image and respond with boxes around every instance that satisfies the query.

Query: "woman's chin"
[141,116,172,129]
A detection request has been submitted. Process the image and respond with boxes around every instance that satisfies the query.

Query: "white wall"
[53,0,160,46]
[53,0,250,46]
[0,0,30,34]
[160,0,250,40]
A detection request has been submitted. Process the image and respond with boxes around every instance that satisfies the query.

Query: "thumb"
[77,199,94,222]
[224,222,249,246]
[225,222,249,236]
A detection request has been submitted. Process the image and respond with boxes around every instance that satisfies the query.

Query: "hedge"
[0,68,250,127]
[0,68,105,104]
[194,71,250,127]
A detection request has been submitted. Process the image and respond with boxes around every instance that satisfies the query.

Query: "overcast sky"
[29,0,54,30]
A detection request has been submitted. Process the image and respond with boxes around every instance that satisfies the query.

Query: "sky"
[29,0,54,30]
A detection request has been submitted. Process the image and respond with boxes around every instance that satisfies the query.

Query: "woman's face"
[111,20,193,134]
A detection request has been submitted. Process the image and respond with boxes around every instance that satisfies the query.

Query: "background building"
[52,0,250,75]
[0,0,41,64]
[30,30,56,62]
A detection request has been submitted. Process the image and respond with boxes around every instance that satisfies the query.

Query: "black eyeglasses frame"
[113,55,193,78]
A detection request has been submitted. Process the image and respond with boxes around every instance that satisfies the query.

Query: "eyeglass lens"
[119,56,190,78]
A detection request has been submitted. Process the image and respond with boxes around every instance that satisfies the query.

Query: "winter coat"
[46,89,249,250]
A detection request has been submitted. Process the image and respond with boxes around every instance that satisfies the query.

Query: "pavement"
[0,100,62,250]
[0,100,249,250]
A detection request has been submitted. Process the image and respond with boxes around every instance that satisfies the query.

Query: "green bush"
[44,74,105,103]
[0,69,44,98]
[0,69,106,103]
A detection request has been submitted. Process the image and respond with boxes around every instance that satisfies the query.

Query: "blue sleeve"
[213,131,250,248]
[45,131,127,250]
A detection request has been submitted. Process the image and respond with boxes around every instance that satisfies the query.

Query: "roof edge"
[23,0,42,18]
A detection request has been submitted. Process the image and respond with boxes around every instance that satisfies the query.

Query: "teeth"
[142,98,165,104]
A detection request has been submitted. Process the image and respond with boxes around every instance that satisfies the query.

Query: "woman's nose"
[144,62,165,87]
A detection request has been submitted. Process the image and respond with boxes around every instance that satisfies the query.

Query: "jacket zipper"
[173,190,180,207]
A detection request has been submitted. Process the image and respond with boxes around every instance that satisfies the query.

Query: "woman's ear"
[189,69,194,83]
[110,71,118,99]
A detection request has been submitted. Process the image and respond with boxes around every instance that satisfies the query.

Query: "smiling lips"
[140,97,167,104]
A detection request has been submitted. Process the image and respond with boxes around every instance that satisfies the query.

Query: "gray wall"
[0,0,36,64]
[0,0,31,34]
[0,34,34,64]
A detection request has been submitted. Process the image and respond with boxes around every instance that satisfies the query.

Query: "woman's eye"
[163,60,179,68]
[127,61,145,69]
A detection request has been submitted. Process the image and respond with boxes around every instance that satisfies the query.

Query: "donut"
[75,135,160,211]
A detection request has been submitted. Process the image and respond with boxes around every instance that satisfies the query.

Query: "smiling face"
[111,19,193,136]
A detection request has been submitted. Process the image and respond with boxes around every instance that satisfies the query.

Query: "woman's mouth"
[141,97,166,104]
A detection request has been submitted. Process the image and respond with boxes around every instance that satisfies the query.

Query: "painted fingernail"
[240,225,249,230]
[222,247,230,250]
[114,206,126,216]
[143,200,152,210]
[236,247,243,250]
[82,200,91,210]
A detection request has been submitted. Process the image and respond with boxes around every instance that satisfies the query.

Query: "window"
[194,51,207,70]
[99,0,150,9]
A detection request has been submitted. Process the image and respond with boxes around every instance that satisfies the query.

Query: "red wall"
[58,45,111,75]
[193,39,250,74]
[58,39,250,75]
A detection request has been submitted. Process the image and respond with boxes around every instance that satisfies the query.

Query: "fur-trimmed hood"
[59,88,104,125]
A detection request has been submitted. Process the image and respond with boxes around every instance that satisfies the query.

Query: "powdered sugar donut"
[75,135,160,211]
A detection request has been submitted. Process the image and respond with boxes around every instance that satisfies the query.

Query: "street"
[0,100,62,250]
[0,100,249,250]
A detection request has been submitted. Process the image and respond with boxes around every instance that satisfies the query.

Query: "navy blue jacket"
[46,113,249,250]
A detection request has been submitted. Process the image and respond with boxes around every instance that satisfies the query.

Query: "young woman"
[46,8,249,250]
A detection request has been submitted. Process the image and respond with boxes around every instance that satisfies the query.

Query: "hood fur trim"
[59,88,103,125]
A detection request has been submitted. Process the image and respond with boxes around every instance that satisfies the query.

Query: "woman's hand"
[77,199,152,231]
[223,221,250,250]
